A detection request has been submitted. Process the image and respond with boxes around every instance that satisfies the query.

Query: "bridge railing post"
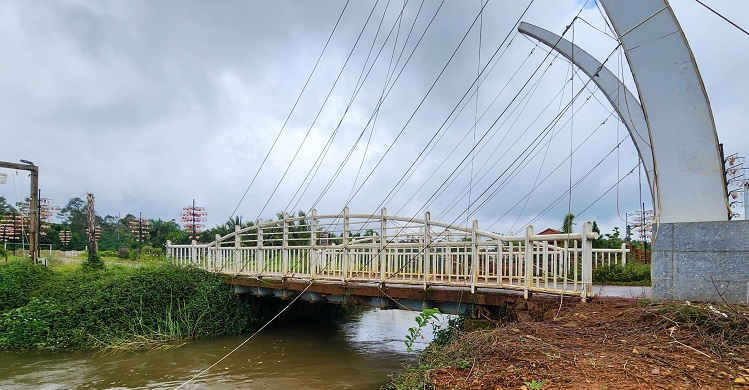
[234,225,241,274]
[497,238,504,285]
[215,234,221,272]
[423,211,431,289]
[257,219,264,277]
[620,242,628,266]
[380,208,387,283]
[282,212,289,277]
[581,221,594,301]
[310,209,318,278]
[524,226,534,300]
[471,219,478,293]
[166,240,173,265]
[342,207,349,282]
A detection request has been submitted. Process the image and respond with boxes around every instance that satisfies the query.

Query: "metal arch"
[517,22,659,217]
[599,0,728,223]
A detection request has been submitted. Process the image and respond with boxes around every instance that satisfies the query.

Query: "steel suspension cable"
[346,0,416,203]
[306,0,447,214]
[228,0,350,220]
[486,115,615,231]
[331,0,493,211]
[285,0,417,214]
[352,2,538,221]
[253,0,383,221]
[523,136,631,227]
[452,43,621,226]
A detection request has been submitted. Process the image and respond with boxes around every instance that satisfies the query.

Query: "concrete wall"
[652,220,749,304]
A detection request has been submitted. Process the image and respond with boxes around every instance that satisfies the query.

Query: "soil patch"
[392,298,749,389]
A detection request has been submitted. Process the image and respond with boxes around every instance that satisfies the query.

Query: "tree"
[59,197,87,249]
[149,219,182,249]
[0,196,14,215]
[561,213,576,234]
[595,227,624,249]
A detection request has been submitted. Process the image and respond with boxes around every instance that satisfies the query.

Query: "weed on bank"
[0,260,265,351]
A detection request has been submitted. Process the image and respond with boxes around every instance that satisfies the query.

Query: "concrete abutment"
[652,220,749,304]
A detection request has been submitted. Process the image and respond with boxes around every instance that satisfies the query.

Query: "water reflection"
[0,309,438,389]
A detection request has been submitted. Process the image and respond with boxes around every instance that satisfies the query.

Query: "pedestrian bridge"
[166,209,628,314]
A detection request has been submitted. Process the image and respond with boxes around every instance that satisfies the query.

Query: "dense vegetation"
[592,261,651,285]
[0,260,271,351]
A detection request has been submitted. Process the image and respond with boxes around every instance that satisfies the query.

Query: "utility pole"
[0,161,39,262]
[128,212,149,256]
[181,199,206,242]
[37,194,57,259]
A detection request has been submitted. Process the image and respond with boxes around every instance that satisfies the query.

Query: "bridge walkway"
[166,209,629,313]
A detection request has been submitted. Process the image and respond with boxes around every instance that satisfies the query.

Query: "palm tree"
[561,213,575,234]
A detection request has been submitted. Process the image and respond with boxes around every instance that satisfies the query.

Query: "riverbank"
[388,297,749,389]
[0,259,340,351]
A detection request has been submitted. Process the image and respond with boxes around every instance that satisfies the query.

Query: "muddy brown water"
[0,309,438,389]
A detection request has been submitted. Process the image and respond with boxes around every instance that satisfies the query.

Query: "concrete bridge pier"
[652,220,749,304]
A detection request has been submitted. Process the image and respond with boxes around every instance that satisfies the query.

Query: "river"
[0,309,437,389]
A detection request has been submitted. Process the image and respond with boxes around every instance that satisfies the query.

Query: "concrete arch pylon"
[520,0,729,224]
[518,21,658,219]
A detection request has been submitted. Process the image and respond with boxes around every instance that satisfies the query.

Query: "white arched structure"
[521,0,729,224]
[518,22,658,216]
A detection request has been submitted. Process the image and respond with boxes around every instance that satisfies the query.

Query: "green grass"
[0,261,268,351]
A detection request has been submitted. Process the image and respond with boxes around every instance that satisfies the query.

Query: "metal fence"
[167,208,614,300]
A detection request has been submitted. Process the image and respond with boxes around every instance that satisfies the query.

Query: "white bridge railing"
[166,208,624,300]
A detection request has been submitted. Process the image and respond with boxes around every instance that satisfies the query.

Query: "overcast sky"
[1,0,747,236]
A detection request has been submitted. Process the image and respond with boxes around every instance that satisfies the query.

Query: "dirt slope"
[396,298,749,389]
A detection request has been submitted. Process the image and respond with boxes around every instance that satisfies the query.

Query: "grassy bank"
[0,260,272,351]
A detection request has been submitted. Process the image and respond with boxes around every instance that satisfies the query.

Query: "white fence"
[166,209,626,300]
[592,244,629,268]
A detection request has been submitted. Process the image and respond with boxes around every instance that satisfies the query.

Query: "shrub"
[99,250,118,258]
[129,245,163,262]
[592,262,650,285]
[0,260,52,313]
[141,245,162,257]
[117,247,130,259]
